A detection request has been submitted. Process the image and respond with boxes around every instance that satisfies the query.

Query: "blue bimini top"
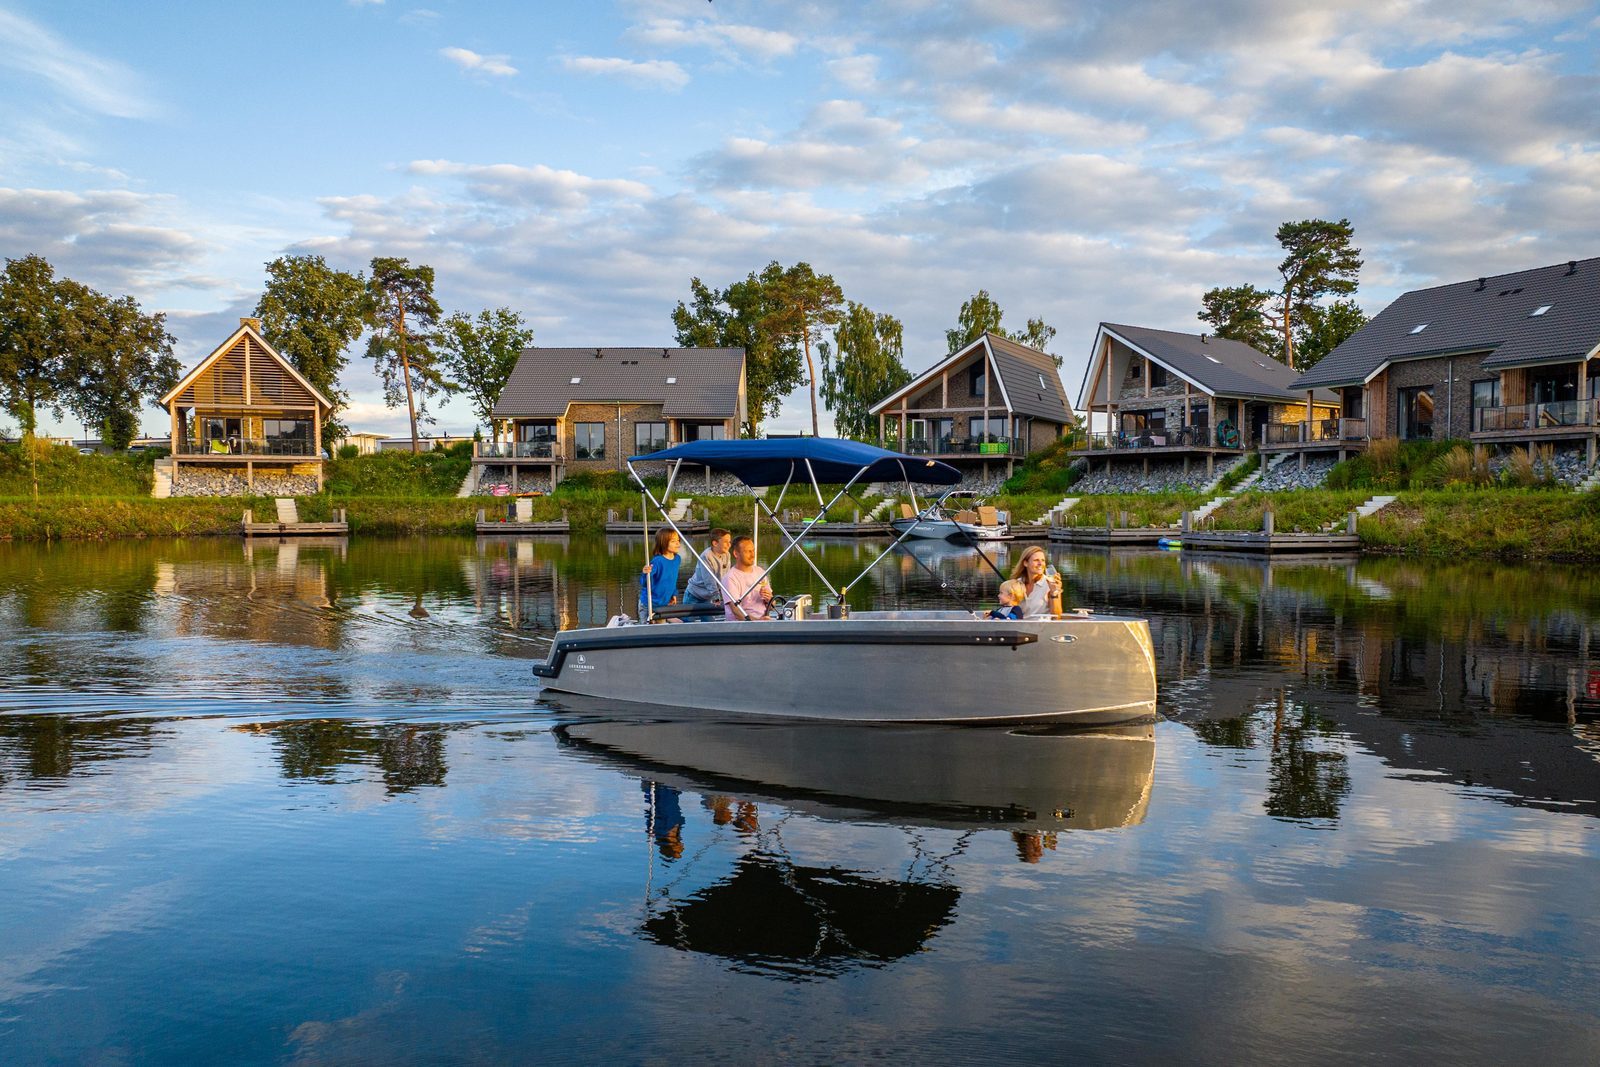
[628,438,962,488]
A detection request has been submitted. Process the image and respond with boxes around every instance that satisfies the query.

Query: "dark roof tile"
[492,347,745,419]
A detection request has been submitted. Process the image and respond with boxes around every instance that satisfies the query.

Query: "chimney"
[594,348,603,358]
[1475,278,1485,291]
[1200,333,1208,344]
[1567,260,1578,276]
[240,316,262,331]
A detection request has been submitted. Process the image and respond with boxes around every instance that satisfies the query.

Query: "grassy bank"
[1362,490,1600,561]
[0,442,158,497]
[1057,493,1203,529]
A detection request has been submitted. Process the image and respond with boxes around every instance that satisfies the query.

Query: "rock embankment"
[172,469,319,496]
[1072,456,1247,495]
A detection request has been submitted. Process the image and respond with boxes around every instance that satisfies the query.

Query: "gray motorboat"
[530,439,1156,724]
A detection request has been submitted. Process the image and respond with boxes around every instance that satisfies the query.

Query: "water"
[1,535,1598,1064]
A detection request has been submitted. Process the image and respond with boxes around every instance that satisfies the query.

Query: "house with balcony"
[867,333,1076,481]
[478,346,747,491]
[1074,323,1339,478]
[1289,256,1600,465]
[160,318,332,495]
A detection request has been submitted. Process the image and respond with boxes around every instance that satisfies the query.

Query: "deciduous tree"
[0,254,74,436]
[1292,298,1368,371]
[434,307,534,431]
[63,289,179,450]
[820,302,910,441]
[671,269,803,438]
[365,257,451,452]
[1198,283,1280,353]
[254,255,368,440]
[946,289,1062,366]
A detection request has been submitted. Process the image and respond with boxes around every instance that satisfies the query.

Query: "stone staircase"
[456,465,478,498]
[151,459,173,499]
[865,497,897,521]
[666,498,694,522]
[1354,494,1397,518]
[1028,495,1080,526]
[1185,456,1272,526]
[1576,467,1600,494]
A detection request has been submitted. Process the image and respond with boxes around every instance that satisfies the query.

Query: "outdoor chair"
[900,503,918,520]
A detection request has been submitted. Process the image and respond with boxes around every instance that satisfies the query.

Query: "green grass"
[0,443,158,497]
[1057,492,1203,529]
[1361,489,1600,561]
[1206,490,1373,532]
[323,444,472,496]
[998,437,1083,495]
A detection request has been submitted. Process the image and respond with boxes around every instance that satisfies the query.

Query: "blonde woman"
[1008,546,1063,617]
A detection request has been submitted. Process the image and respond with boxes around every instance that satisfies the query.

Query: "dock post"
[1119,510,1129,528]
[1263,509,1274,535]
[1346,511,1357,535]
[1182,511,1191,534]
[1105,511,1113,531]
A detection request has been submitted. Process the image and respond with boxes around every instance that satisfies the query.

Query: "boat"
[889,490,1011,542]
[529,438,1157,725]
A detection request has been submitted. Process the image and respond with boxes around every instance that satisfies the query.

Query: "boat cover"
[629,438,962,487]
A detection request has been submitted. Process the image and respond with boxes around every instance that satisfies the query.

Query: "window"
[1148,363,1168,387]
[634,421,668,454]
[1188,402,1210,430]
[686,423,726,441]
[262,419,311,455]
[1530,366,1578,405]
[665,376,677,384]
[1409,323,1428,335]
[202,417,242,454]
[574,422,605,460]
[1342,386,1364,420]
[1128,361,1141,380]
[1470,380,1499,430]
[1530,305,1553,317]
[970,416,1007,441]
[969,364,986,398]
[1398,387,1433,439]
[570,376,582,384]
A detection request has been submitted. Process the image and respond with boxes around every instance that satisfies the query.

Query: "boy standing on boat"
[684,528,733,614]
[723,535,774,621]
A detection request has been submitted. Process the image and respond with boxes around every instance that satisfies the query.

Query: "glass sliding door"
[1398,387,1433,439]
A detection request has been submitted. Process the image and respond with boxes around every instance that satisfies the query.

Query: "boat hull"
[890,518,1011,542]
[532,612,1156,724]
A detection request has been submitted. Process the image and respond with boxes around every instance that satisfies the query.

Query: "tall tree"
[63,289,180,450]
[1292,298,1368,371]
[434,307,534,431]
[671,269,804,437]
[365,257,450,452]
[765,263,844,437]
[945,289,1062,366]
[819,302,911,441]
[1274,218,1362,369]
[0,255,75,436]
[1197,283,1280,353]
[254,254,368,440]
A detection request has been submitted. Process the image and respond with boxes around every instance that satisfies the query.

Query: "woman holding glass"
[1008,545,1063,617]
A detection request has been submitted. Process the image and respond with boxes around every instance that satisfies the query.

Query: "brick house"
[478,346,747,490]
[867,332,1077,481]
[1289,256,1600,463]
[1075,323,1338,477]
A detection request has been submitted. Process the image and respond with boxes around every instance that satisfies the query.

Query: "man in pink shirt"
[723,534,774,621]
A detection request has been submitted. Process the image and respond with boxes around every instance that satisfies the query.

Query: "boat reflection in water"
[554,710,1154,978]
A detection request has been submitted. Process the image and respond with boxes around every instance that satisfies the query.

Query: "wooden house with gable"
[160,318,333,494]
[867,333,1077,481]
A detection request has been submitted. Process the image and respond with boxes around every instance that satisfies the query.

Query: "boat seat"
[952,509,979,523]
[899,503,917,520]
[977,506,1001,527]
[649,602,724,621]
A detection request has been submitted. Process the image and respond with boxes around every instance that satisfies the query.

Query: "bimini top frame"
[625,439,964,614]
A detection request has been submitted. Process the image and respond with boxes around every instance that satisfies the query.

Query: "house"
[377,433,472,452]
[868,333,1077,480]
[1075,323,1339,476]
[159,318,332,494]
[479,346,747,490]
[1290,256,1600,463]
[333,431,388,456]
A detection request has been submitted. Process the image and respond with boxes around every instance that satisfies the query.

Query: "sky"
[2,0,1598,440]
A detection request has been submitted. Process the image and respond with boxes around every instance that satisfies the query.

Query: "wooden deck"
[1179,530,1361,555]
[475,508,570,535]
[604,507,710,535]
[1047,526,1172,546]
[242,503,348,538]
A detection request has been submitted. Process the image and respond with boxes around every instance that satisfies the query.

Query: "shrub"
[999,436,1084,495]
[337,444,360,460]
[1434,445,1489,488]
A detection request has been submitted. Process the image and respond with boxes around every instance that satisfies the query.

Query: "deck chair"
[274,498,299,524]
[514,497,534,523]
[209,438,229,455]
[977,505,1001,527]
[899,503,917,520]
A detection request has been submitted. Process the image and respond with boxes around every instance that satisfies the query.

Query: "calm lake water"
[2,535,1598,1065]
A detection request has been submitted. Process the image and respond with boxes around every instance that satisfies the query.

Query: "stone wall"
[1072,455,1248,494]
[172,467,319,497]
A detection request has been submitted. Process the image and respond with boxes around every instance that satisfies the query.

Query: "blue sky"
[3,0,1598,439]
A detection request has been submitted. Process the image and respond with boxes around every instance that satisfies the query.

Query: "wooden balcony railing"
[1475,399,1598,433]
[1078,426,1241,451]
[1262,417,1368,445]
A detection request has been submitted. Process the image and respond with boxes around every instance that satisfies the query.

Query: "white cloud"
[439,47,518,78]
[559,55,689,91]
[629,16,799,61]
[0,8,159,119]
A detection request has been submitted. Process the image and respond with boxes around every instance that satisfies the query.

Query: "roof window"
[666,376,677,385]
[1205,355,1222,365]
[1409,323,1428,334]
[1530,304,1553,317]
[1038,374,1046,388]
[570,376,582,384]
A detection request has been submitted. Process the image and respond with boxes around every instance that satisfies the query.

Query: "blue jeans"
[684,590,720,621]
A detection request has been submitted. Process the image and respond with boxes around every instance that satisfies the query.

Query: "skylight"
[1530,305,1553,317]
[666,376,677,384]
[1409,323,1428,334]
[1038,374,1047,388]
[1205,355,1222,364]
[570,376,581,384]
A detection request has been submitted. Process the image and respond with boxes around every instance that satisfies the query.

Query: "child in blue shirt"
[986,579,1024,620]
[639,528,682,621]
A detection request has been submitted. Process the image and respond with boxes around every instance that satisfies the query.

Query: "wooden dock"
[604,506,710,535]
[778,520,892,538]
[475,507,570,535]
[1048,526,1172,546]
[1178,509,1362,555]
[242,500,348,538]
